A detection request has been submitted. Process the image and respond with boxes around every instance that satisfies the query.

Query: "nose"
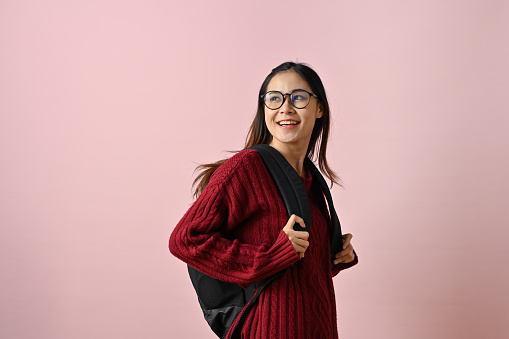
[279,94,295,114]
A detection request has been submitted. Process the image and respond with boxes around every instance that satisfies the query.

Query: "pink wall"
[1,1,508,338]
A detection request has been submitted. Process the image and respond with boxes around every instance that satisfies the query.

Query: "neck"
[269,140,308,177]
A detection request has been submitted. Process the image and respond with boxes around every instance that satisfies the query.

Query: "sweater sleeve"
[169,152,300,289]
[332,249,359,277]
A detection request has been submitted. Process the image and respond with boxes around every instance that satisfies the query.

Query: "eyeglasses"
[261,89,318,110]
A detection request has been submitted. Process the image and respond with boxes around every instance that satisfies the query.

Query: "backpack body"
[186,144,343,338]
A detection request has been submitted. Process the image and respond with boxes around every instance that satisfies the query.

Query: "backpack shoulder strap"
[249,144,311,231]
[305,158,344,261]
[249,144,344,258]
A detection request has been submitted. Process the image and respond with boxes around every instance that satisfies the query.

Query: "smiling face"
[264,70,323,151]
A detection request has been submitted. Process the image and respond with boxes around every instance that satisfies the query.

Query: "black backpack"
[187,144,344,339]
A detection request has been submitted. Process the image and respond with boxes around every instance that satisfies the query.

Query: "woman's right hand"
[282,214,309,259]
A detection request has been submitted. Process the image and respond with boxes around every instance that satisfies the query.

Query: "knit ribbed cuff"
[269,229,302,266]
[236,230,300,289]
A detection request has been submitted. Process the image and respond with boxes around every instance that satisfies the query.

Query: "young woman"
[169,61,358,339]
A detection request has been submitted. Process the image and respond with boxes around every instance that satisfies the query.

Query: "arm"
[169,154,300,288]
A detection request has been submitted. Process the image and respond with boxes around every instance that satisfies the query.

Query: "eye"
[266,93,282,102]
[292,90,310,102]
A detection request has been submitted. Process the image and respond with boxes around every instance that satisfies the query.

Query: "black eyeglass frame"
[260,89,318,110]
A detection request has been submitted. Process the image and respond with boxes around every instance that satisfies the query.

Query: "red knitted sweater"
[169,149,358,339]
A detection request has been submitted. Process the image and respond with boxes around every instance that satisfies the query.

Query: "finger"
[335,243,353,258]
[291,237,309,249]
[291,231,310,240]
[335,246,355,263]
[293,243,308,253]
[290,240,307,256]
[334,252,355,265]
[341,233,352,249]
[283,215,297,232]
[337,248,354,260]
[290,214,306,229]
[291,239,309,252]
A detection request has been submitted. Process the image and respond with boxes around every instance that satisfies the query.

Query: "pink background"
[1,1,508,338]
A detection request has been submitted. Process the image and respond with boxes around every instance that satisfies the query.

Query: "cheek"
[302,111,316,127]
[263,113,272,134]
[264,110,274,126]
[303,116,319,135]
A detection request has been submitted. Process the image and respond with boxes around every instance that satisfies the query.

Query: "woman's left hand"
[333,233,355,265]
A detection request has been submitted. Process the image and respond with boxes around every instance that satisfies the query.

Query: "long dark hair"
[192,61,340,198]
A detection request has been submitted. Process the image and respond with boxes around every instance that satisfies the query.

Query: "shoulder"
[208,149,264,187]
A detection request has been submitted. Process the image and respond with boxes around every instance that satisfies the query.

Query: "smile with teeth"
[277,121,300,126]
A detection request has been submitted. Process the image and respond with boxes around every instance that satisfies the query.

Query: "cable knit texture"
[169,149,358,339]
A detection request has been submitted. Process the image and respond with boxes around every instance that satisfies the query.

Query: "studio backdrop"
[1,1,508,338]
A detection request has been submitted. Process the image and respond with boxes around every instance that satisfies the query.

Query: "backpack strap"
[304,157,344,261]
[252,144,343,260]
[249,144,311,231]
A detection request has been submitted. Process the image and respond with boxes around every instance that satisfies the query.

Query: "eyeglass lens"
[264,90,311,109]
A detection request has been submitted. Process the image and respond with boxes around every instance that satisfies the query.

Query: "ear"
[316,103,324,118]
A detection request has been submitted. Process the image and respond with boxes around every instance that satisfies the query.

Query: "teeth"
[278,121,298,125]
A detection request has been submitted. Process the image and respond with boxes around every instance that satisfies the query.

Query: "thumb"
[286,214,306,230]
[342,233,352,249]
